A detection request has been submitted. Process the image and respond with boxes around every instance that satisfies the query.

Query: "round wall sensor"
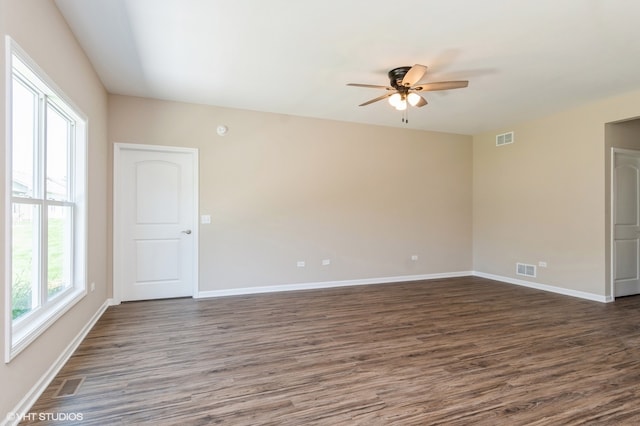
[216,125,229,136]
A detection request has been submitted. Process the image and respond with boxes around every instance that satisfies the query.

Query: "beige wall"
[473,89,640,298]
[1,0,108,418]
[108,95,473,292]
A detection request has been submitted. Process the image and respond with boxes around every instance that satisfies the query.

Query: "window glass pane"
[12,203,40,320]
[47,205,73,299]
[46,104,70,201]
[12,78,37,198]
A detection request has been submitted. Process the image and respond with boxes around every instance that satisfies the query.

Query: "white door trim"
[610,147,640,299]
[113,143,199,304]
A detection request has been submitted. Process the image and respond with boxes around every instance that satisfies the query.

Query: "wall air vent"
[516,262,536,277]
[496,131,514,146]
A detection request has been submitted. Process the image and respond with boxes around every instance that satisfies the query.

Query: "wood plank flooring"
[22,277,640,425]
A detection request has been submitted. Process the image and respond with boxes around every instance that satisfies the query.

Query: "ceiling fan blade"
[347,83,394,90]
[359,92,394,106]
[412,80,469,92]
[414,95,428,107]
[401,64,428,87]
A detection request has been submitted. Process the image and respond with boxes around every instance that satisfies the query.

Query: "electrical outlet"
[322,259,331,266]
[297,261,305,268]
[411,255,418,261]
[90,282,95,292]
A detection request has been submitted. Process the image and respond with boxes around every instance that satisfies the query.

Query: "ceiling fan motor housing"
[388,66,412,89]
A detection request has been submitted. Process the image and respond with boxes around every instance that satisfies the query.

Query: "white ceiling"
[54,0,640,135]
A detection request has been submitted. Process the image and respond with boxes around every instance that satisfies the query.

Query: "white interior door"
[114,144,198,302]
[613,150,640,297]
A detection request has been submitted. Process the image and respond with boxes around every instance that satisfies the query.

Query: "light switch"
[201,215,211,224]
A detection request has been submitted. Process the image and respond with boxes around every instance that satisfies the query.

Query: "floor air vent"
[516,263,536,278]
[496,131,514,146]
[54,376,85,398]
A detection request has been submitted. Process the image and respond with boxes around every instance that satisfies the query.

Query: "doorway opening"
[608,118,640,299]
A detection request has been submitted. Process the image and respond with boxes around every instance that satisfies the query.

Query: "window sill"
[6,288,87,363]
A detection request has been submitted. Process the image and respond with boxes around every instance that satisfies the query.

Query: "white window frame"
[4,37,87,362]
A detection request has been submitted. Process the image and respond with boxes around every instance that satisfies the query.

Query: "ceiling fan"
[347,64,468,122]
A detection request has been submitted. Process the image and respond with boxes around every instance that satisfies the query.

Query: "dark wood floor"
[23,277,640,425]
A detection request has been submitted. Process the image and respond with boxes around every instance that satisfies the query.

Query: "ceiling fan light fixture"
[388,93,402,107]
[407,93,421,107]
[395,100,407,111]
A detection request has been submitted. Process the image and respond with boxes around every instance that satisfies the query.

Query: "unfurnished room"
[3,0,640,424]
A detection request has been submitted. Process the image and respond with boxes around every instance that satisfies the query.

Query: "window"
[5,38,87,361]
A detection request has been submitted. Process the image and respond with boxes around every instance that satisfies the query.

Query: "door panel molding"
[113,143,199,304]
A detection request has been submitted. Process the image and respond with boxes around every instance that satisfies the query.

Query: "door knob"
[181,229,192,234]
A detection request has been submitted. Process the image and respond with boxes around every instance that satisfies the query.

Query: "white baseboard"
[196,270,611,303]
[472,271,612,303]
[195,271,473,299]
[5,299,110,426]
